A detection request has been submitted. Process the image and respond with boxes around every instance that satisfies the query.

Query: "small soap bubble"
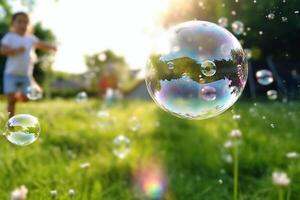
[201,60,217,77]
[26,84,42,100]
[4,114,40,146]
[200,86,217,101]
[267,13,275,20]
[128,116,141,132]
[267,90,278,100]
[232,21,244,35]
[256,70,274,85]
[113,135,131,159]
[218,17,228,28]
[167,61,174,70]
[75,91,88,103]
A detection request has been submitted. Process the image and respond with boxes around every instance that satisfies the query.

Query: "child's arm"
[0,45,25,56]
[35,41,57,51]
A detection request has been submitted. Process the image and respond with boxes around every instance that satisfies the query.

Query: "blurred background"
[0,1,300,199]
[0,0,299,101]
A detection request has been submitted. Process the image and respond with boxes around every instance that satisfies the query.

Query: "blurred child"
[0,12,56,117]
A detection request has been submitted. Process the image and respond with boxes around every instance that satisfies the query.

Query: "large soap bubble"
[145,21,248,120]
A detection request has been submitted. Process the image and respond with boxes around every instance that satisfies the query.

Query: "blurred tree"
[0,0,56,94]
[85,50,131,95]
[162,0,300,61]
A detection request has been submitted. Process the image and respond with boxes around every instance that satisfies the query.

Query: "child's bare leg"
[7,93,17,118]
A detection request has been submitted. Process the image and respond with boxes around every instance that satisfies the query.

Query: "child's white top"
[1,32,39,76]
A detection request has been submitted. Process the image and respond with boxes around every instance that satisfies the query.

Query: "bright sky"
[11,0,170,74]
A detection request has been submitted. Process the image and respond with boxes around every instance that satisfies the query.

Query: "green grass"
[0,99,300,199]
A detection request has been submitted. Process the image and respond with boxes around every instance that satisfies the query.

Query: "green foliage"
[85,50,133,94]
[0,100,299,199]
[85,50,126,72]
[163,0,300,61]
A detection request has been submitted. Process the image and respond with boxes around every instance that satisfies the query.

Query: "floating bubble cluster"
[256,69,274,86]
[145,21,248,120]
[4,114,40,146]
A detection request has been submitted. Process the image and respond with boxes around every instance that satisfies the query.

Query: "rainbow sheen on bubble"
[145,21,248,120]
[134,162,167,199]
[4,114,40,146]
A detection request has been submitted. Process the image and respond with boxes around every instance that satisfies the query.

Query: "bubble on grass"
[270,123,275,128]
[231,10,237,16]
[259,31,263,35]
[75,91,88,103]
[218,179,223,184]
[295,11,299,14]
[145,21,248,120]
[26,86,42,101]
[201,60,217,77]
[128,116,141,132]
[267,90,278,100]
[232,20,244,35]
[218,17,228,28]
[4,114,40,146]
[113,135,131,159]
[256,69,274,85]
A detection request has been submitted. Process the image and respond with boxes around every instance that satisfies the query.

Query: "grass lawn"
[0,99,299,199]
